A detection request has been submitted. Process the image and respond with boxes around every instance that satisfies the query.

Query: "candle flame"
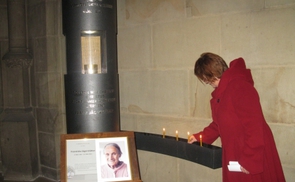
[187,132,190,141]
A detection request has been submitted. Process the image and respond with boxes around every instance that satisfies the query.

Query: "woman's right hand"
[188,135,197,144]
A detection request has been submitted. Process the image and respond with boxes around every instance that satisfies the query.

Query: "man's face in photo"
[104,145,121,168]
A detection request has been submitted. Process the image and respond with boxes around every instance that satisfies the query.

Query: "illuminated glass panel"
[81,30,106,74]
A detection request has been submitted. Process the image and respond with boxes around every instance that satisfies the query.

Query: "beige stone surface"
[187,0,264,16]
[125,0,185,24]
[118,24,152,70]
[265,0,295,8]
[137,151,178,181]
[36,73,62,108]
[269,124,295,166]
[269,123,295,182]
[153,17,221,68]
[252,67,295,124]
[221,7,295,66]
[189,71,213,118]
[178,158,222,182]
[119,70,190,116]
[281,165,295,182]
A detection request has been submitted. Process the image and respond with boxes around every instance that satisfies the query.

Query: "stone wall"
[27,0,66,179]
[0,0,8,177]
[0,0,66,180]
[117,0,295,181]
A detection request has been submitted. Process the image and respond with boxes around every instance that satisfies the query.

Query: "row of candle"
[162,128,202,146]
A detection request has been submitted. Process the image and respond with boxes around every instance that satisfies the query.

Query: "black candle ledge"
[134,132,222,169]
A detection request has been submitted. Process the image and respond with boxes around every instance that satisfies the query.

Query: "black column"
[62,0,120,134]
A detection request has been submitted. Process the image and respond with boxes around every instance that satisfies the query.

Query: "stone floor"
[0,176,57,182]
[0,172,57,182]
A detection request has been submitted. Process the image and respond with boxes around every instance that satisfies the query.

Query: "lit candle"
[200,134,203,147]
[187,131,190,141]
[176,130,178,141]
[163,128,166,138]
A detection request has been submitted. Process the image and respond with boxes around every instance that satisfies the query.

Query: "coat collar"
[211,58,253,99]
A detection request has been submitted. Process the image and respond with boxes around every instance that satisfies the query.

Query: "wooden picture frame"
[60,131,142,182]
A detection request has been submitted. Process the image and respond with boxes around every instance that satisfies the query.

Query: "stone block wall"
[0,0,7,177]
[117,0,295,181]
[27,0,66,179]
[0,0,66,180]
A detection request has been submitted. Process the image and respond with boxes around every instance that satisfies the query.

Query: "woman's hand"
[240,166,249,174]
[188,135,197,144]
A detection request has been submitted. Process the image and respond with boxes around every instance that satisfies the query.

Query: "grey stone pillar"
[0,0,38,180]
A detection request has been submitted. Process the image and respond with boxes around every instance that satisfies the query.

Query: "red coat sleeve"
[231,80,264,174]
[193,121,219,144]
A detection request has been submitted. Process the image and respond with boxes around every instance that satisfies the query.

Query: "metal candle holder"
[134,132,222,169]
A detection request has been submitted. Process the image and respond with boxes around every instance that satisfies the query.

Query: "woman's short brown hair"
[194,52,228,83]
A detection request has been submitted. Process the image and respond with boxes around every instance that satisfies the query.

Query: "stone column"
[0,0,38,180]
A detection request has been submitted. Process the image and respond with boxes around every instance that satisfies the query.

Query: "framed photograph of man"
[60,131,142,182]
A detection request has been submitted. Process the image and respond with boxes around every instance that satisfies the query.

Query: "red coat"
[193,58,285,182]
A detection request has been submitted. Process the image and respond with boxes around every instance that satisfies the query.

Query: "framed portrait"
[60,131,142,182]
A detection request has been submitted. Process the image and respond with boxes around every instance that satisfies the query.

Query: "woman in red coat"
[188,52,285,182]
